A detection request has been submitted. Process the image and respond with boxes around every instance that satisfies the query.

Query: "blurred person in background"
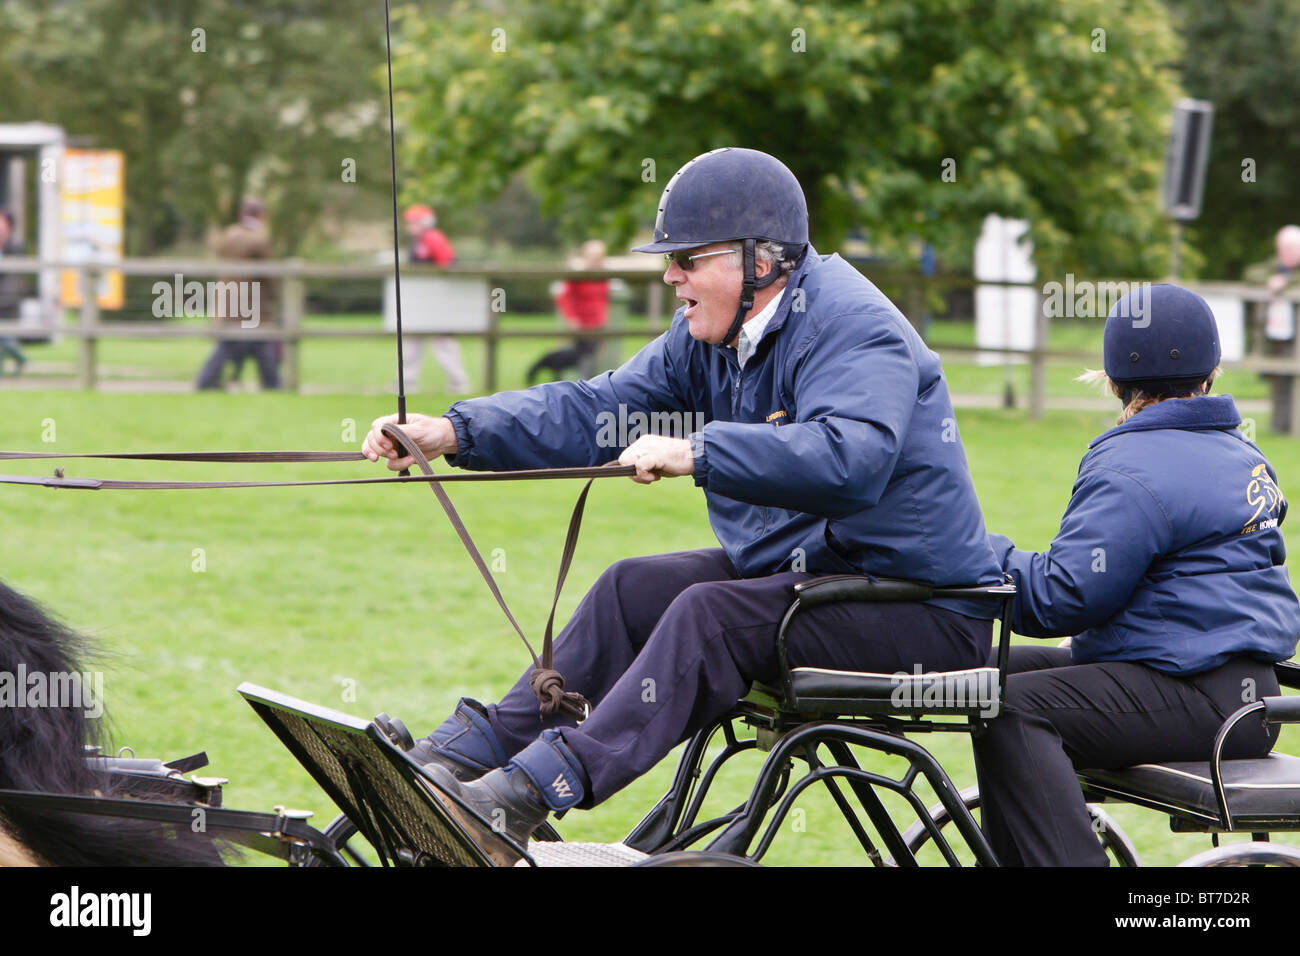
[195,197,280,390]
[527,239,610,383]
[401,204,470,394]
[1244,225,1300,433]
[0,208,28,376]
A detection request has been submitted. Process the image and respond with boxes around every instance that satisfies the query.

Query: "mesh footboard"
[238,683,525,867]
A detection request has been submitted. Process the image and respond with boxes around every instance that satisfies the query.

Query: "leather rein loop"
[380,422,601,721]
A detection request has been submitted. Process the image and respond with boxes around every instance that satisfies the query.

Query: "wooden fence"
[1,257,1299,433]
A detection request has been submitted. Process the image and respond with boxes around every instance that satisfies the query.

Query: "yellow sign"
[60,149,125,310]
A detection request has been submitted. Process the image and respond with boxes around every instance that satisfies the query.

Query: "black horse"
[0,579,224,866]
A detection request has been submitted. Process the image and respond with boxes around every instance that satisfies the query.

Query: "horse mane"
[0,579,226,866]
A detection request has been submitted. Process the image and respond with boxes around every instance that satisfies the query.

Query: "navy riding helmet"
[632,148,810,348]
[1103,283,1222,400]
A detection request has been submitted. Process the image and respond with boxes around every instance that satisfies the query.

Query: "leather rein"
[0,422,633,722]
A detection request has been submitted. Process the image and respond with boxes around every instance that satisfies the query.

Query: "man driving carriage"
[363,147,1003,846]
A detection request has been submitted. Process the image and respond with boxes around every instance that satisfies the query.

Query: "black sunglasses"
[664,249,739,271]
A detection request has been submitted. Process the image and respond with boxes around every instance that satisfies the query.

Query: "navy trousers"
[195,340,281,390]
[973,644,1279,866]
[477,548,992,805]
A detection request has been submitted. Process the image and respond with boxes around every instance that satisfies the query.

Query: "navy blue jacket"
[989,395,1299,674]
[444,248,1003,616]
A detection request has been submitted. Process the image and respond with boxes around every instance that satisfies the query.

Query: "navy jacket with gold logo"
[444,248,1003,617]
[989,394,1299,674]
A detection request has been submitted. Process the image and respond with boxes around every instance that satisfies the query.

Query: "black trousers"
[973,644,1279,866]
[477,549,992,805]
[527,338,599,383]
[195,340,281,390]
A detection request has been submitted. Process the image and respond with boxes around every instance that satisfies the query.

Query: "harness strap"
[0,459,633,490]
[0,450,364,462]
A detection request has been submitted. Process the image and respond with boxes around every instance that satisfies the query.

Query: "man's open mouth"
[680,296,699,317]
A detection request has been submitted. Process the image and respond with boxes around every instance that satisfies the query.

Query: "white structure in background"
[0,122,66,335]
[382,275,491,334]
[1194,289,1245,362]
[974,215,1037,366]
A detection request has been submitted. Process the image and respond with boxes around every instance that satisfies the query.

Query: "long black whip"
[383,0,410,475]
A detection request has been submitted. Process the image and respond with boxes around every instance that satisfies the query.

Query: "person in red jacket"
[401,205,470,393]
[408,205,455,266]
[527,240,610,383]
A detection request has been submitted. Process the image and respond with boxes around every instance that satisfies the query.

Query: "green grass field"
[0,324,1295,866]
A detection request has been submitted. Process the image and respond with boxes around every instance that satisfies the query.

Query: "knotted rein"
[0,424,631,722]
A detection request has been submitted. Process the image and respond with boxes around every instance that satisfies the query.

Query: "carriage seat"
[764,574,1015,719]
[1079,754,1300,828]
[781,666,1002,717]
[1078,691,1300,831]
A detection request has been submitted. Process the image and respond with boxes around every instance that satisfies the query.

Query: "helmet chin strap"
[715,238,779,348]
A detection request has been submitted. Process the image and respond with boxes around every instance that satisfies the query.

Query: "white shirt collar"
[734,285,787,368]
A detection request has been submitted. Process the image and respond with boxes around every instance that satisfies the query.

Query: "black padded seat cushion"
[788,665,1001,715]
[1079,753,1300,824]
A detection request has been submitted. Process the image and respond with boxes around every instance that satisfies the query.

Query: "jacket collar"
[1088,393,1243,448]
[750,243,820,345]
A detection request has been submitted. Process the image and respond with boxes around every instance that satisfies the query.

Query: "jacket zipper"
[731,356,744,416]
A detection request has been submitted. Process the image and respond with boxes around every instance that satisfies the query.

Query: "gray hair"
[726,240,800,278]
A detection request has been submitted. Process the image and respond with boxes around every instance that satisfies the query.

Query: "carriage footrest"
[239,682,523,867]
[514,842,649,867]
[1079,753,1300,827]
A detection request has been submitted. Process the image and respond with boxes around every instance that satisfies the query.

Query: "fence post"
[281,261,304,393]
[485,300,499,393]
[1289,339,1300,439]
[605,278,629,371]
[1029,289,1047,420]
[646,281,663,331]
[78,265,99,390]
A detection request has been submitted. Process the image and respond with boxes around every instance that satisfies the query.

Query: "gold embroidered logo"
[766,409,787,423]
[1243,463,1284,534]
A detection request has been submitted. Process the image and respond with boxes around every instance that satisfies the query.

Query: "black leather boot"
[423,764,549,847]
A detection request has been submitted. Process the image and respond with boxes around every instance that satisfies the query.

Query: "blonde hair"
[1076,367,1222,424]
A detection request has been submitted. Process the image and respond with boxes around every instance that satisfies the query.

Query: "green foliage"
[396,0,1181,275]
[1173,0,1300,278]
[0,0,392,255]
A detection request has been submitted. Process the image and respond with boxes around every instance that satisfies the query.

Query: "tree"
[394,0,1182,277]
[1,0,392,255]
[1172,0,1300,278]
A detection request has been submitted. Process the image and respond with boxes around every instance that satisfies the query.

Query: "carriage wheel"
[295,813,565,866]
[891,786,1142,867]
[634,851,761,866]
[1177,843,1300,867]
